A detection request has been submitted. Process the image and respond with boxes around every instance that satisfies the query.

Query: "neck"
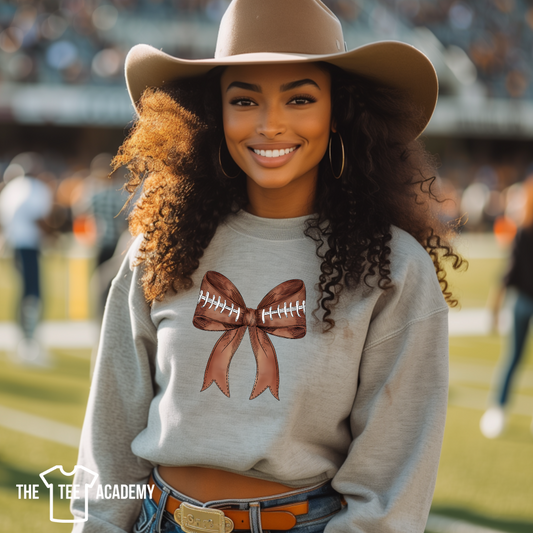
[245,173,317,219]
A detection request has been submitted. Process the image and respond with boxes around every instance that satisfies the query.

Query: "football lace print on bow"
[192,271,306,400]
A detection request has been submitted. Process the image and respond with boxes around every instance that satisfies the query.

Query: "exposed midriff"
[158,466,296,502]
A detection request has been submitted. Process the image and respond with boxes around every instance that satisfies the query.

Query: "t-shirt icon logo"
[39,465,98,523]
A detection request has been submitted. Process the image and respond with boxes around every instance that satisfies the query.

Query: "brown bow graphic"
[193,271,306,400]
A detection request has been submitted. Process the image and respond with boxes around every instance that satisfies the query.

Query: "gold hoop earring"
[219,138,240,179]
[328,132,345,180]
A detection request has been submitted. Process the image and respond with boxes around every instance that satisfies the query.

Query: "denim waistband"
[151,467,345,533]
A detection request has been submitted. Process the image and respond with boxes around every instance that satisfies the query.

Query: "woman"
[72,1,463,532]
[480,176,533,439]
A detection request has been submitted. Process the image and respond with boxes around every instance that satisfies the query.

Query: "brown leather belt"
[149,476,310,531]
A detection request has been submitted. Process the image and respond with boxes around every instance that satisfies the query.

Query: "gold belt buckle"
[174,502,234,533]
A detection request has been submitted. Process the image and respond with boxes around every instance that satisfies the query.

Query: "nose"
[256,104,286,139]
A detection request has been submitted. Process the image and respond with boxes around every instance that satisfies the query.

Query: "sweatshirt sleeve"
[324,306,448,533]
[71,238,158,532]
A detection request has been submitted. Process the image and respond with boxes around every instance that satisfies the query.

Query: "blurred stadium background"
[0,0,532,532]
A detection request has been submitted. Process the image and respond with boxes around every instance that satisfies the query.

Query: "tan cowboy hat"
[125,0,438,138]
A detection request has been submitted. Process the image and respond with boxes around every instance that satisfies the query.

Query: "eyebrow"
[226,78,321,93]
[281,78,321,92]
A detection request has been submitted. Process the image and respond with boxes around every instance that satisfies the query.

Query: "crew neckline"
[224,209,317,241]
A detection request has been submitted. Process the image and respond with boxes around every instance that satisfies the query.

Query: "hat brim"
[125,41,438,138]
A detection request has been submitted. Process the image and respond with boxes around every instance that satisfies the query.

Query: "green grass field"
[432,334,533,532]
[0,238,532,532]
[0,350,89,533]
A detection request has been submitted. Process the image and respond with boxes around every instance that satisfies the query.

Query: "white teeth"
[253,147,296,157]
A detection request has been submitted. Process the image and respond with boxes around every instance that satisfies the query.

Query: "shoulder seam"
[112,279,157,336]
[364,306,449,350]
[110,277,131,297]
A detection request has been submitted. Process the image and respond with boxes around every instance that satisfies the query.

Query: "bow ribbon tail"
[201,326,247,397]
[248,326,280,401]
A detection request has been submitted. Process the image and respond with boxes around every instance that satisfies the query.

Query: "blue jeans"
[14,248,40,299]
[133,468,345,533]
[497,291,533,405]
[14,248,42,339]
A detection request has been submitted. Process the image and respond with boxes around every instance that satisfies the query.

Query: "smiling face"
[220,63,333,218]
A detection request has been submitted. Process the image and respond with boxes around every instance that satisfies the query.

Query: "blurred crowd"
[1,0,533,98]
[0,0,234,86]
[381,0,533,99]
[439,165,533,246]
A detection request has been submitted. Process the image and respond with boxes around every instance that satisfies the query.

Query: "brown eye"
[230,98,257,106]
[289,95,317,105]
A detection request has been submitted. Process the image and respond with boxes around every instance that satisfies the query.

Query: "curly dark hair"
[113,63,465,331]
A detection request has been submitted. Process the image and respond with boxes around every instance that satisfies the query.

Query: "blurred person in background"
[75,153,129,267]
[0,152,53,363]
[81,154,130,319]
[480,175,533,438]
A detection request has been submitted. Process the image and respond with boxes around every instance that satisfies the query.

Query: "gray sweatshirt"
[71,210,449,532]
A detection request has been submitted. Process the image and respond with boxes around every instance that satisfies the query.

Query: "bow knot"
[243,308,257,328]
[193,271,306,400]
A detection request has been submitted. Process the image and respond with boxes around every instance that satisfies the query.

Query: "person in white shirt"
[0,159,52,359]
